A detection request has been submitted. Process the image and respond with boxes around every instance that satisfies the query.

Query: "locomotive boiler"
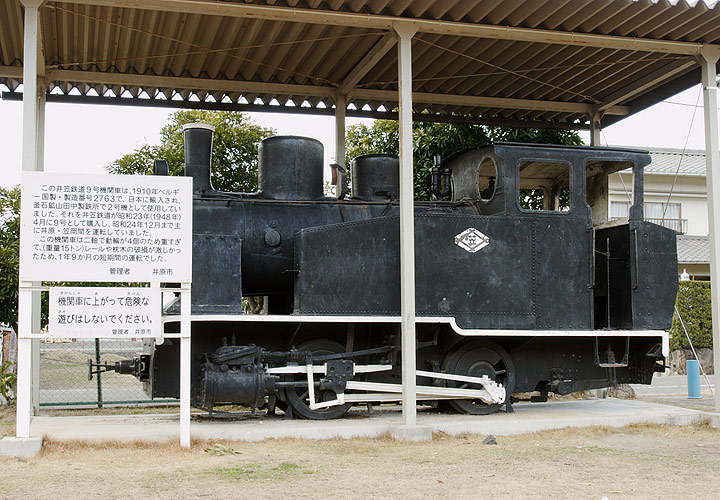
[100,123,678,419]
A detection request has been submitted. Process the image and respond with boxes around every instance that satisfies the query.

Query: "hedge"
[670,281,713,351]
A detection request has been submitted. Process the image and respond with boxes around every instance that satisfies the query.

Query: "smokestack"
[183,123,215,192]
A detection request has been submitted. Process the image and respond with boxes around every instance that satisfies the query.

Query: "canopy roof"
[1,0,720,129]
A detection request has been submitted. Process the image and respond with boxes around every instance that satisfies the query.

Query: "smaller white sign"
[49,287,162,338]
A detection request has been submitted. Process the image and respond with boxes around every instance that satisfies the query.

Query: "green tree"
[670,281,712,351]
[108,110,275,192]
[0,186,82,332]
[345,120,582,201]
[0,186,20,333]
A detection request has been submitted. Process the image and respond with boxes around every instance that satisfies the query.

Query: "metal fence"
[39,339,176,407]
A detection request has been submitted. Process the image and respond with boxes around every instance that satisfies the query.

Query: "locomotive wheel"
[441,341,515,415]
[283,340,353,420]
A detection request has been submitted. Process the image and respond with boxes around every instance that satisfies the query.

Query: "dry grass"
[2,405,719,500]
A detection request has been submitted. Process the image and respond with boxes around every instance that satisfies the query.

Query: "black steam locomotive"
[102,123,678,419]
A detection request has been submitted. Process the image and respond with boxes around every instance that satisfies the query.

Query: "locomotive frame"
[103,123,677,420]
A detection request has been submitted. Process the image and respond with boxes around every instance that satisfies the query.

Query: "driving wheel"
[441,340,514,415]
[283,340,353,420]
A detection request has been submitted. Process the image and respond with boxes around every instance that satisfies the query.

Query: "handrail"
[610,216,687,234]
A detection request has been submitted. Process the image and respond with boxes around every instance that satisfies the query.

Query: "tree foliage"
[0,186,20,333]
[670,281,713,351]
[108,110,275,192]
[345,120,582,200]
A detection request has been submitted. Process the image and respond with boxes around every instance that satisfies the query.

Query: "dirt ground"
[1,406,719,500]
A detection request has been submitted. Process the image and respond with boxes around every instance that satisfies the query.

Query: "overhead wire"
[40,0,705,129]
[599,128,635,208]
[46,2,384,88]
[414,36,602,104]
[356,54,687,89]
[660,86,703,228]
[48,0,615,109]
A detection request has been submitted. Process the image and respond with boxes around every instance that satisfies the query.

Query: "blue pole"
[686,359,701,399]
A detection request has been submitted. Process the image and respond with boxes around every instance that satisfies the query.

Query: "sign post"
[16,172,193,448]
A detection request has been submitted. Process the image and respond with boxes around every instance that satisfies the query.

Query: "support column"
[35,78,45,171]
[179,284,191,448]
[15,286,33,438]
[16,0,43,440]
[394,23,418,427]
[699,49,720,413]
[31,84,44,412]
[589,109,603,146]
[335,93,346,168]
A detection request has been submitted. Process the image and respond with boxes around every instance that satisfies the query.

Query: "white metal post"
[21,1,41,173]
[31,320,40,414]
[35,77,45,171]
[394,23,418,426]
[16,286,33,438]
[16,0,43,439]
[335,93,346,168]
[179,283,192,448]
[31,82,45,415]
[699,49,720,413]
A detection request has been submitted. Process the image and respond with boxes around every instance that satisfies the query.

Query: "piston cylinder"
[350,154,399,201]
[198,361,276,408]
[258,136,324,200]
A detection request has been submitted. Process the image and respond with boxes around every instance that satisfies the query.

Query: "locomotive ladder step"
[594,336,630,368]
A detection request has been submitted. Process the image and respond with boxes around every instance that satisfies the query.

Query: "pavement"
[631,373,716,396]
[631,373,717,410]
[28,397,719,445]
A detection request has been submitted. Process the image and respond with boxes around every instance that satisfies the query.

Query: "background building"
[609,149,710,280]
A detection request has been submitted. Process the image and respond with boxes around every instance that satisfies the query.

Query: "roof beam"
[0,66,23,79]
[598,60,697,112]
[61,0,716,56]
[1,90,590,129]
[351,88,630,116]
[44,69,337,98]
[0,66,630,117]
[339,32,395,95]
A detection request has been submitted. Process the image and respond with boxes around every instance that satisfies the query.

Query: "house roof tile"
[677,234,709,264]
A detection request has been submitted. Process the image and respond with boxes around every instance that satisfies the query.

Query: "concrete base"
[25,399,719,444]
[708,413,720,428]
[389,424,432,441]
[0,436,43,458]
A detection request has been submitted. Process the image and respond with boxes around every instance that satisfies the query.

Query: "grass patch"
[209,462,314,481]
[43,405,178,417]
[40,361,136,390]
[0,405,15,437]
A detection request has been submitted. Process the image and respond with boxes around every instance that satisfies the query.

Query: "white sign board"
[20,172,193,282]
[49,287,161,338]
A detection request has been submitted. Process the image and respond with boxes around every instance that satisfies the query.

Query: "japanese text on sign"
[49,287,162,338]
[20,172,192,282]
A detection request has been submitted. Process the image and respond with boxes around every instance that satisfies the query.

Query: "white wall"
[608,171,708,236]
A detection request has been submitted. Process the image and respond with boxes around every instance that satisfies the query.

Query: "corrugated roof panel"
[2,0,720,127]
[600,1,667,37]
[526,0,576,29]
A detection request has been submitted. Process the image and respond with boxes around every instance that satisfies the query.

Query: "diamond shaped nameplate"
[454,228,490,253]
